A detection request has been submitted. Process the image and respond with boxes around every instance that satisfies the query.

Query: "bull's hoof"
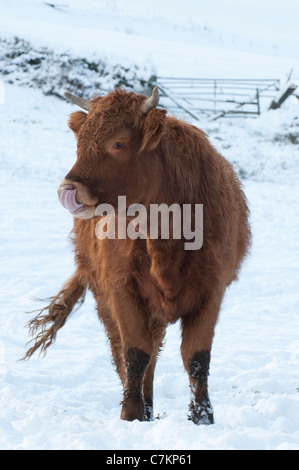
[188,399,214,425]
[120,398,154,422]
[120,397,145,422]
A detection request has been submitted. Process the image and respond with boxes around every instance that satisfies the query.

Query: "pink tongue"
[59,188,84,212]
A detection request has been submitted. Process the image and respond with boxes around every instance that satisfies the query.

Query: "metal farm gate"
[153,77,282,121]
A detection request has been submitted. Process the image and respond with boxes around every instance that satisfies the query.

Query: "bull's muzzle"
[57,179,98,220]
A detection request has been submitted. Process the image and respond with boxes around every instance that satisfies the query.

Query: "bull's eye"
[113,142,123,149]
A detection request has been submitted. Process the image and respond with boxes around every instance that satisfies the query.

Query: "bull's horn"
[64,92,90,111]
[141,86,159,114]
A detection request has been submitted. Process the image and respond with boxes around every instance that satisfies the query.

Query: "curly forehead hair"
[90,88,146,127]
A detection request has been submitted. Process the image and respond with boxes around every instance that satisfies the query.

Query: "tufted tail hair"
[22,275,86,360]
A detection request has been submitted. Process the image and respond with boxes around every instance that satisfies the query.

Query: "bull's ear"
[140,108,167,152]
[68,111,87,136]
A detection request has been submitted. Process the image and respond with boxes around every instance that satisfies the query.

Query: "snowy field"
[0,0,299,450]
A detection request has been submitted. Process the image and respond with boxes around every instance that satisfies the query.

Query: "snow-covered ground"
[0,0,299,450]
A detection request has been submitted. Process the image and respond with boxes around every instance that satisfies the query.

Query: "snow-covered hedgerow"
[0,36,153,99]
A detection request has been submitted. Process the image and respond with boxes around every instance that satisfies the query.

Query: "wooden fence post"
[269,83,297,110]
[256,89,260,115]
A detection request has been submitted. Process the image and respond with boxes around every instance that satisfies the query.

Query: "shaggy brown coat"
[25,88,251,424]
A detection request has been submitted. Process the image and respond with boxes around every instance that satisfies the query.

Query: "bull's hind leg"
[23,273,86,359]
[96,300,126,386]
[142,335,165,421]
[180,291,223,425]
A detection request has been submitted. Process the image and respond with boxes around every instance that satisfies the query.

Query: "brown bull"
[24,87,251,424]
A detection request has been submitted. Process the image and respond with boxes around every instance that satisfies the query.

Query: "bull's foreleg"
[23,273,86,359]
[113,291,164,422]
[121,340,164,421]
[120,347,151,421]
[181,292,223,425]
[187,350,214,425]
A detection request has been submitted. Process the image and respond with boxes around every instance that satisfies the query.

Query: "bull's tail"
[22,274,86,360]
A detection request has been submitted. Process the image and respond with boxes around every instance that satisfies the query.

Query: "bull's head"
[58,87,166,219]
